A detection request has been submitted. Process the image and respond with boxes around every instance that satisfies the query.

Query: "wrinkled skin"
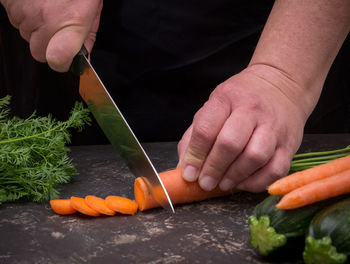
[0,0,102,72]
[178,65,307,192]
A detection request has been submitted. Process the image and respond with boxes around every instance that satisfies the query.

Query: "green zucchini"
[249,194,346,257]
[303,197,350,264]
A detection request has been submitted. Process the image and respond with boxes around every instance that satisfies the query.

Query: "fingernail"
[183,165,198,182]
[199,176,217,191]
[219,178,234,191]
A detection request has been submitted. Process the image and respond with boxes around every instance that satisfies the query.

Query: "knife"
[70,46,175,213]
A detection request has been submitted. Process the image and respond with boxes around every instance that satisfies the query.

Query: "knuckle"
[184,147,206,166]
[64,9,84,24]
[246,148,269,167]
[192,122,215,144]
[216,134,242,155]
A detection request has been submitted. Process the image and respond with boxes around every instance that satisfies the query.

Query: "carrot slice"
[85,195,116,216]
[50,199,77,215]
[276,169,350,209]
[70,196,100,216]
[134,167,235,211]
[268,154,350,195]
[105,196,138,215]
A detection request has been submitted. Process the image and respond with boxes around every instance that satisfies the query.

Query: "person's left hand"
[177,65,309,192]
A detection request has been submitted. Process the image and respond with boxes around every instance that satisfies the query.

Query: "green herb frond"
[0,96,90,204]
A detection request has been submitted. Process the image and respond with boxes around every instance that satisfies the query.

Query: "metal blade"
[72,48,174,213]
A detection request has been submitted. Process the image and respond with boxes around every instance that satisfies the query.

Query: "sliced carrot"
[70,196,100,216]
[105,196,138,215]
[85,195,116,216]
[276,169,350,209]
[134,167,235,211]
[50,199,77,215]
[268,154,350,195]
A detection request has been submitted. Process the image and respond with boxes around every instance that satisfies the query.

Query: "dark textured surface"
[1,134,350,264]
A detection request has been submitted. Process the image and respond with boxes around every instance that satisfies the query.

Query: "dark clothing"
[0,2,349,145]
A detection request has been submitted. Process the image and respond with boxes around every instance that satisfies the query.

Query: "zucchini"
[249,194,346,256]
[303,197,350,264]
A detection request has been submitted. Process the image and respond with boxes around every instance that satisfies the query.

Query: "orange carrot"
[50,199,77,215]
[134,167,235,211]
[85,195,116,216]
[268,154,350,195]
[105,196,138,215]
[70,196,100,216]
[276,169,350,209]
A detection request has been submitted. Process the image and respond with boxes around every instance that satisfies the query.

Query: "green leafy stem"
[290,145,350,173]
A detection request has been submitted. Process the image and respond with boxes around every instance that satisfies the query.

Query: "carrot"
[268,154,350,195]
[276,169,350,209]
[105,196,138,215]
[50,199,77,215]
[134,167,235,211]
[85,195,116,216]
[70,196,100,216]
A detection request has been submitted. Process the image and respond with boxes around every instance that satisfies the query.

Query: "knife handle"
[70,45,89,76]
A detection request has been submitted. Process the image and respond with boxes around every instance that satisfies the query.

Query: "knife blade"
[71,46,175,213]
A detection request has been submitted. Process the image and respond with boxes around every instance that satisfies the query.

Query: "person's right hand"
[0,0,103,72]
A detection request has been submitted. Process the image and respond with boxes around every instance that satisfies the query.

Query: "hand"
[0,0,103,72]
[178,65,309,192]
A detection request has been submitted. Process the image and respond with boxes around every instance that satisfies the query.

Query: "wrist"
[244,63,321,122]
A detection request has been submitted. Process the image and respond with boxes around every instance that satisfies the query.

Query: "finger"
[1,0,24,28]
[17,7,43,42]
[181,98,230,182]
[177,125,193,168]
[236,147,292,192]
[218,125,277,191]
[29,25,53,62]
[46,0,102,72]
[197,110,256,191]
[83,0,103,52]
[46,26,87,72]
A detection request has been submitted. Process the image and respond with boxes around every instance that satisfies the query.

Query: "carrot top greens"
[290,145,350,173]
[0,96,90,204]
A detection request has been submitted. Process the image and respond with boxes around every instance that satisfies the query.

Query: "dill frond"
[0,96,91,204]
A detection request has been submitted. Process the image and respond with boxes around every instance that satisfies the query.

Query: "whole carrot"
[134,167,235,211]
[276,169,350,210]
[268,154,350,195]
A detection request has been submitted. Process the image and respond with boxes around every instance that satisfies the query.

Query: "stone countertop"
[1,134,350,264]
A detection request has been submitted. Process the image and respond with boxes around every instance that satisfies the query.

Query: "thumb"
[46,26,88,72]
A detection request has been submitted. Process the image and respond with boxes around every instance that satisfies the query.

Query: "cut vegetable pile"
[50,195,138,216]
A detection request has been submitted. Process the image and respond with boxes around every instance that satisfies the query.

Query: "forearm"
[249,0,350,119]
